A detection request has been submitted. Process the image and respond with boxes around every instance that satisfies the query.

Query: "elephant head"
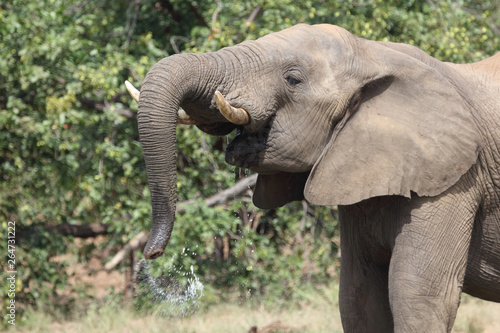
[131,24,481,259]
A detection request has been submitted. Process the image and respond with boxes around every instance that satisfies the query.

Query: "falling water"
[134,257,204,318]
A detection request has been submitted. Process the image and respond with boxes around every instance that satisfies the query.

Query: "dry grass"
[13,283,341,333]
[17,297,343,333]
[13,287,500,333]
[453,294,500,333]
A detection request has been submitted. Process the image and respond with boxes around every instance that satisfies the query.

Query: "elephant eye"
[285,75,302,86]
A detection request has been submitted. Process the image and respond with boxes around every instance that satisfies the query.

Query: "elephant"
[126,24,500,332]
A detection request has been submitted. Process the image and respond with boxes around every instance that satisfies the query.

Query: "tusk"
[125,80,140,102]
[177,109,199,125]
[125,80,198,125]
[214,91,250,125]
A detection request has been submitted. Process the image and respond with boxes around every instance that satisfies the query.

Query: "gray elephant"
[126,24,500,332]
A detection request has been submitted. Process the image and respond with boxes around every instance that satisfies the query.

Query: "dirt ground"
[51,237,126,300]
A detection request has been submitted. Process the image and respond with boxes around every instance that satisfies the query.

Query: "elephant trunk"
[138,54,224,259]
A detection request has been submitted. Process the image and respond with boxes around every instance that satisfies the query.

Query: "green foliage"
[0,0,499,327]
[181,0,499,62]
[0,0,157,315]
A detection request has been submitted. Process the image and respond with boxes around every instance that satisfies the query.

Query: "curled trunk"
[137,46,265,259]
[138,54,228,259]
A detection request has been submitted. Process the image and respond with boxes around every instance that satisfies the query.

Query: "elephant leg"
[338,205,394,332]
[388,193,477,333]
[463,206,500,302]
[339,255,393,332]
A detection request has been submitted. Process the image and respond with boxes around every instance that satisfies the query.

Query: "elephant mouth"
[195,122,237,136]
[188,90,273,171]
[225,119,272,170]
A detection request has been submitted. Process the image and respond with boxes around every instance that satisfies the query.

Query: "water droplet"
[135,259,204,318]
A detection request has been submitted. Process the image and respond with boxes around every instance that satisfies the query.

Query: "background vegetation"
[1,0,499,329]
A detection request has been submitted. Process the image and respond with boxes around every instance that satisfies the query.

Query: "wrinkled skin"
[135,24,500,332]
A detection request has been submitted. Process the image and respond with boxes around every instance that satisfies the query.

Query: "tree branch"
[189,3,209,28]
[244,6,261,26]
[206,173,257,206]
[104,231,148,271]
[170,36,190,54]
[48,223,109,238]
[177,173,257,210]
[124,0,142,50]
[211,0,222,32]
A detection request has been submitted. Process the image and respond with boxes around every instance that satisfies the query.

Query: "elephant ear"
[253,172,309,209]
[304,42,483,206]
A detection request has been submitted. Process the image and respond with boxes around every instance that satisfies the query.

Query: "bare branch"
[244,6,261,26]
[104,232,148,271]
[205,173,257,206]
[211,0,222,32]
[170,36,190,54]
[177,173,257,210]
[124,0,142,50]
[189,3,209,28]
[48,223,109,238]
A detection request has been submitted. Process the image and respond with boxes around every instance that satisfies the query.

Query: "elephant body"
[132,24,500,332]
[339,162,500,331]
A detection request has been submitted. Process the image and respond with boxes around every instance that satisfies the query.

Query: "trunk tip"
[144,248,164,260]
[143,221,172,260]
